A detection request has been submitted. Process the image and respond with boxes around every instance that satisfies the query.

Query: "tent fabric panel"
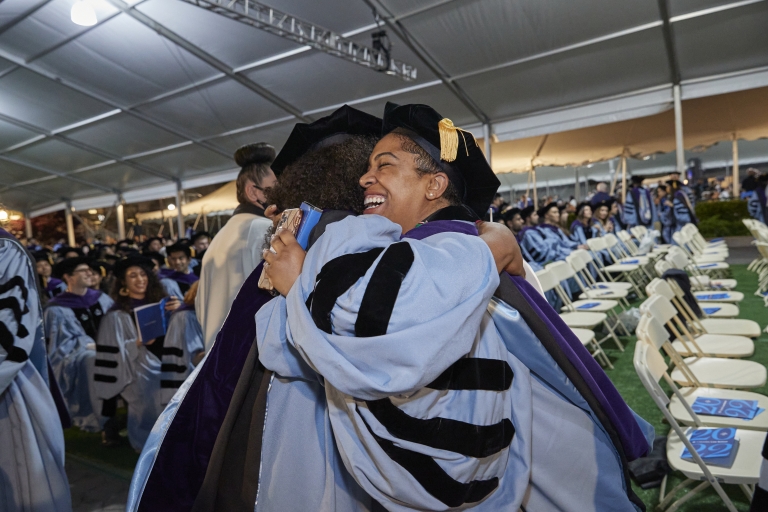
[205,119,297,156]
[668,0,741,17]
[397,0,661,78]
[136,0,303,70]
[0,186,56,213]
[0,159,53,185]
[0,118,42,151]
[0,0,48,25]
[132,144,234,180]
[64,113,187,158]
[673,2,768,81]
[0,68,113,131]
[6,138,109,173]
[260,0,377,35]
[0,0,118,61]
[11,176,101,202]
[135,78,289,139]
[135,180,239,221]
[73,163,168,191]
[457,27,671,121]
[34,13,220,106]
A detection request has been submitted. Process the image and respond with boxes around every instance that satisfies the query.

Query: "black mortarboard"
[520,205,535,220]
[501,207,521,222]
[536,201,559,218]
[575,201,592,216]
[113,256,154,281]
[32,250,53,263]
[52,257,91,279]
[595,198,615,210]
[381,102,500,218]
[167,242,191,258]
[272,105,382,176]
[89,260,112,278]
[630,175,645,185]
[191,231,211,242]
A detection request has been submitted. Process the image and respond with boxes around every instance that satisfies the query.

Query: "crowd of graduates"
[27,233,211,450]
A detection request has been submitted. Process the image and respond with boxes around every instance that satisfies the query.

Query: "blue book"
[295,202,323,250]
[620,259,639,264]
[133,299,170,344]
[697,263,718,269]
[702,307,721,315]
[691,397,759,419]
[681,428,739,468]
[697,293,729,300]
[576,302,600,310]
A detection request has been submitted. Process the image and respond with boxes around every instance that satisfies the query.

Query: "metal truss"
[181,0,418,82]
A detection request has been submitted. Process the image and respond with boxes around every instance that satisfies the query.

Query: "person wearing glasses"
[195,142,276,349]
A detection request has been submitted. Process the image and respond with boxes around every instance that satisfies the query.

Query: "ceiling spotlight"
[97,214,105,221]
[0,210,7,221]
[88,209,98,214]
[71,1,97,27]
[167,204,176,211]
[9,214,21,221]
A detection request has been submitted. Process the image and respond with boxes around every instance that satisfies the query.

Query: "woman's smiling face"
[124,266,148,298]
[359,133,448,234]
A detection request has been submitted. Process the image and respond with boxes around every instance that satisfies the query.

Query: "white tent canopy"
[1,0,768,217]
[135,180,238,221]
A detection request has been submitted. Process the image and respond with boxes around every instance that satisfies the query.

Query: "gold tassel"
[438,118,459,162]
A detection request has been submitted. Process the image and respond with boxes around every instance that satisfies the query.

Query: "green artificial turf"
[62,265,767,510]
[604,264,768,511]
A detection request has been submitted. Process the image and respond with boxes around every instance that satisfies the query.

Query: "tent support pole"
[116,197,126,241]
[483,124,492,163]
[167,213,174,240]
[532,168,538,207]
[176,181,184,240]
[575,169,580,203]
[203,213,208,232]
[732,137,739,198]
[621,156,627,203]
[673,84,685,174]
[64,203,75,247]
[25,215,32,239]
[192,212,202,231]
[610,160,619,195]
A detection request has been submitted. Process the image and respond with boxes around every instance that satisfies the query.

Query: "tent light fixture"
[71,1,97,27]
[167,204,176,211]
[9,214,21,221]
[88,209,98,214]
[0,210,7,221]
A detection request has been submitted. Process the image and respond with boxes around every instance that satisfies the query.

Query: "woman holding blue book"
[95,256,182,450]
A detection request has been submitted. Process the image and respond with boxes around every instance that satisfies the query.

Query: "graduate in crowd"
[591,199,615,237]
[501,206,523,239]
[667,176,698,239]
[45,257,114,432]
[196,143,276,349]
[189,231,211,277]
[558,203,571,234]
[34,249,67,303]
[143,237,165,256]
[0,227,72,511]
[570,201,594,245]
[258,103,651,511]
[609,198,626,232]
[89,259,113,294]
[746,172,767,223]
[589,182,611,205]
[655,185,674,244]
[95,256,181,451]
[669,170,696,208]
[624,175,656,229]
[159,242,199,298]
[537,201,586,251]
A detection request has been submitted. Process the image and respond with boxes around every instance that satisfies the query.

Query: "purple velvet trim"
[569,220,587,233]
[47,288,102,309]
[402,219,478,240]
[159,268,199,285]
[508,273,649,460]
[138,262,273,512]
[45,277,64,293]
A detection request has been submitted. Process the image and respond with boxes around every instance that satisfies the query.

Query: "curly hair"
[266,135,378,214]
[390,132,461,206]
[109,265,167,312]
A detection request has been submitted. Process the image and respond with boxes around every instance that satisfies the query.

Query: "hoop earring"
[119,287,130,297]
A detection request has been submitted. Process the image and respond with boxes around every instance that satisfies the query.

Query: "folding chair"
[572,327,613,369]
[664,278,740,319]
[535,268,625,352]
[636,315,766,389]
[570,249,635,294]
[639,294,754,358]
[665,249,742,301]
[672,231,727,264]
[586,237,646,298]
[633,340,762,512]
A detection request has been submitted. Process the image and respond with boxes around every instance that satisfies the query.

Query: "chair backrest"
[616,230,632,243]
[535,268,558,293]
[654,259,672,276]
[604,233,619,248]
[646,277,676,300]
[573,249,594,265]
[545,260,575,282]
[665,248,690,270]
[633,340,670,405]
[639,294,677,324]
[630,225,647,239]
[586,237,606,252]
[565,252,587,272]
[636,314,671,350]
[671,231,687,247]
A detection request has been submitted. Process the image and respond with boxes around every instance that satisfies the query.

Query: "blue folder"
[134,298,170,343]
[295,202,323,250]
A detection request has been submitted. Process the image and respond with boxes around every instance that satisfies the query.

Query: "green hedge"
[696,200,750,238]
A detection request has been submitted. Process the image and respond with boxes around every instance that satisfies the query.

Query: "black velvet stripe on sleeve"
[161,380,185,389]
[309,248,384,334]
[161,363,187,373]
[358,407,498,507]
[94,359,118,368]
[365,398,514,459]
[162,347,184,357]
[426,358,513,391]
[95,345,119,353]
[355,242,414,338]
[94,374,117,383]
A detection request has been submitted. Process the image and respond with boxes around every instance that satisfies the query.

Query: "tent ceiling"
[0,0,767,216]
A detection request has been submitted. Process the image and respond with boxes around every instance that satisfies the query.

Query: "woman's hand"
[164,296,181,312]
[477,222,525,277]
[265,204,281,229]
[263,229,306,296]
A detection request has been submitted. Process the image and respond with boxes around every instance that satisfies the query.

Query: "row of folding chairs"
[634,291,766,511]
[743,218,768,308]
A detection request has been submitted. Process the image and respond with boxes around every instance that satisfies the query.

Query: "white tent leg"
[65,204,75,247]
[176,181,184,240]
[732,137,739,198]
[575,169,580,202]
[116,201,126,241]
[532,168,538,206]
[25,215,32,239]
[674,84,685,173]
[203,213,208,232]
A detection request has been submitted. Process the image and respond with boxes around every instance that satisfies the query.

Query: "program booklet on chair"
[680,427,739,468]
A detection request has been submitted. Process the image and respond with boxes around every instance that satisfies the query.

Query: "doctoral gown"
[44,288,114,431]
[128,209,652,512]
[0,229,71,512]
[159,269,199,299]
[624,187,656,228]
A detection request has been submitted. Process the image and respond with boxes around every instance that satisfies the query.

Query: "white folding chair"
[586,237,646,297]
[571,249,634,294]
[633,340,761,512]
[664,279,741,319]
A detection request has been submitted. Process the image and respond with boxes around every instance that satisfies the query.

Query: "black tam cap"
[575,201,591,216]
[32,250,52,263]
[381,102,500,218]
[167,242,191,258]
[630,175,645,185]
[113,256,155,281]
[191,231,211,243]
[272,105,382,176]
[520,205,535,220]
[595,198,615,210]
[501,207,521,222]
[536,202,559,218]
[52,257,91,279]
